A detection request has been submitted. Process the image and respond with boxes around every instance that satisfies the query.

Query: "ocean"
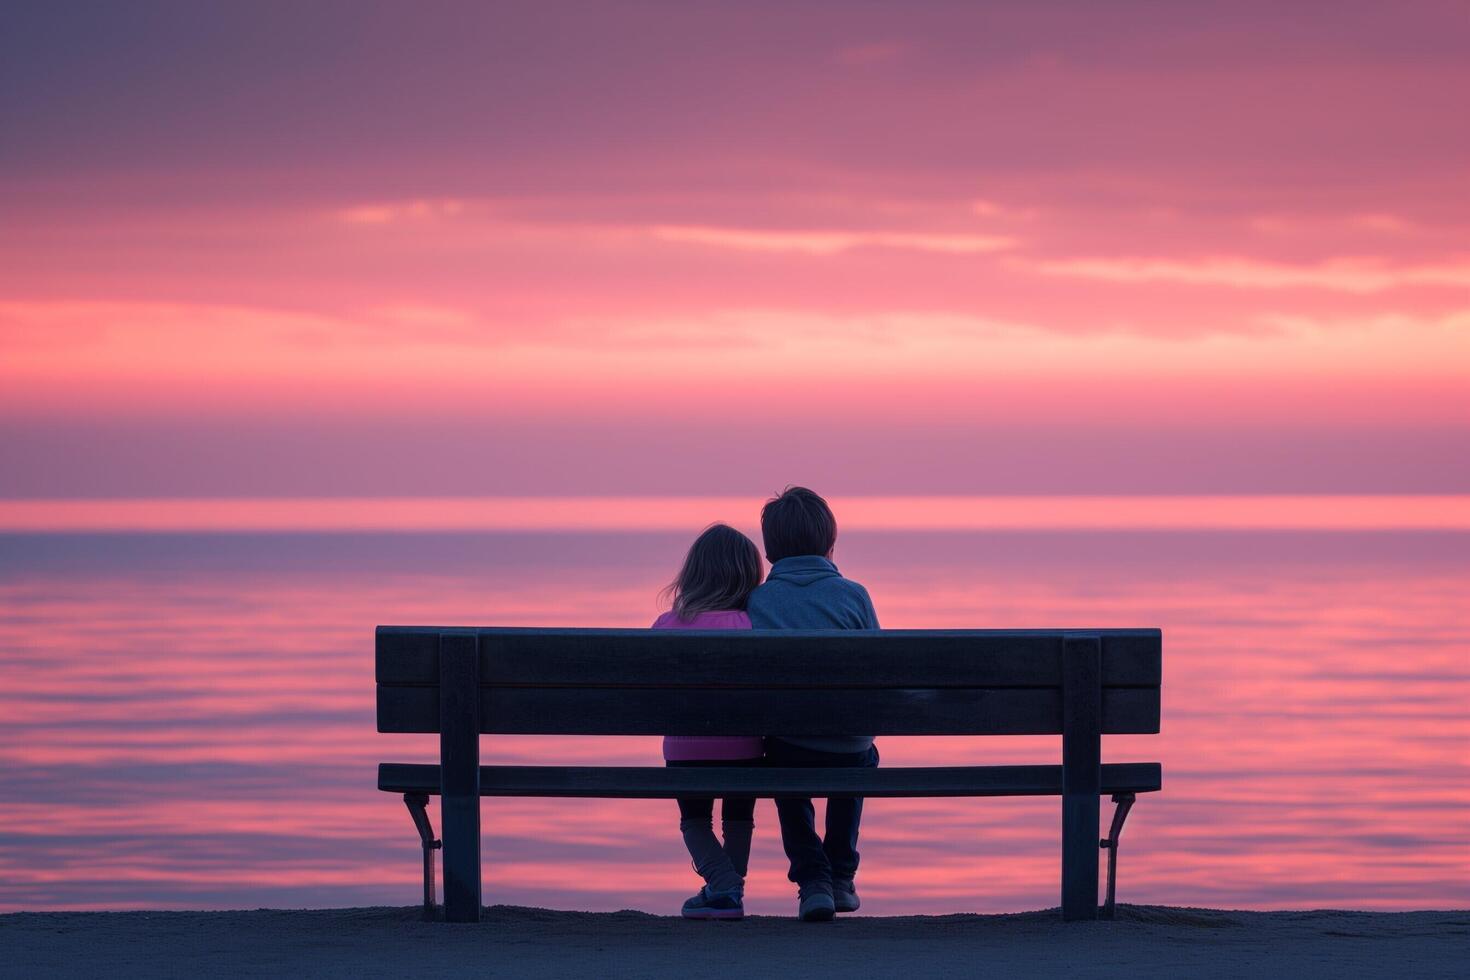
[1,513,1466,914]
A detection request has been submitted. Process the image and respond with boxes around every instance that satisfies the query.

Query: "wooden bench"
[376,626,1163,923]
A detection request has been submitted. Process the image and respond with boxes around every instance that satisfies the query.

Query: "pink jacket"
[653,609,765,762]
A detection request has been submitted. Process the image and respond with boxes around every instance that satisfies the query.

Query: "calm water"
[1,529,1466,913]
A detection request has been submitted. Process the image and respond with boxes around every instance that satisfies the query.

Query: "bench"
[376,626,1163,923]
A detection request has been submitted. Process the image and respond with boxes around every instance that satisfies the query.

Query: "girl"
[654,523,764,920]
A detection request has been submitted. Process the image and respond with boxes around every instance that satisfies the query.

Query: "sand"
[2,904,1465,979]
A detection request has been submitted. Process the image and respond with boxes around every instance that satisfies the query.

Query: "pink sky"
[1,495,1467,532]
[2,1,1467,496]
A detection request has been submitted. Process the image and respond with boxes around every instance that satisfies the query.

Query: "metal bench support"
[1099,792,1137,919]
[403,792,442,920]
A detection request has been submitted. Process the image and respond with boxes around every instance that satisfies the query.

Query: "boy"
[746,486,879,922]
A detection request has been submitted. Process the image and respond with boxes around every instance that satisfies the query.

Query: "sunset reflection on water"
[1,526,1465,914]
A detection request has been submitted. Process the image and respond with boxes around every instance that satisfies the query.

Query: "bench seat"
[379,762,1162,799]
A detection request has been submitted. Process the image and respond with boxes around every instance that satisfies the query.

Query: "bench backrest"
[376,627,1161,736]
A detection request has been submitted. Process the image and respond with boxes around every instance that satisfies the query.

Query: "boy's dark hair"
[664,523,764,620]
[760,486,837,563]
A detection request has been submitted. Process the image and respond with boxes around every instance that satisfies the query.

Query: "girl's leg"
[720,795,757,880]
[678,795,743,894]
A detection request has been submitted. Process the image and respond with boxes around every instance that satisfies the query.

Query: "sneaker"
[832,879,860,913]
[682,885,744,921]
[798,887,835,923]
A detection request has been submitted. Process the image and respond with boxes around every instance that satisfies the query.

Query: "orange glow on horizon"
[0,495,1467,532]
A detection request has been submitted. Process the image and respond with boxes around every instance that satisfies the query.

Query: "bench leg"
[440,789,480,922]
[1061,635,1102,921]
[403,793,442,920]
[440,632,482,923]
[1099,792,1136,919]
[1062,789,1101,921]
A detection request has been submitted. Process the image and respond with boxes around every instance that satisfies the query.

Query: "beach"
[3,904,1465,979]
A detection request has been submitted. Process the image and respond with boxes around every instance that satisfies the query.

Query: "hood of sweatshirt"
[765,555,842,587]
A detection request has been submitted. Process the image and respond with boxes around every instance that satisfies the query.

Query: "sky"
[0,2,1467,918]
[2,0,1467,497]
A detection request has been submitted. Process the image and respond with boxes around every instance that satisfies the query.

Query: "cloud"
[336,199,465,225]
[1348,213,1415,234]
[367,305,478,334]
[1022,256,1470,292]
[650,225,1016,255]
[969,199,1037,220]
[570,305,1470,386]
[4,300,1466,429]
[1248,212,1427,238]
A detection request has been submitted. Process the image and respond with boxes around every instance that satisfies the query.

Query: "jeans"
[765,738,879,890]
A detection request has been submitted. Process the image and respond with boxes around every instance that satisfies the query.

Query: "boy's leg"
[773,796,829,888]
[765,739,832,889]
[823,743,879,882]
[822,796,863,881]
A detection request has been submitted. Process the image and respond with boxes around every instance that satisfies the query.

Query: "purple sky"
[2,1,1467,496]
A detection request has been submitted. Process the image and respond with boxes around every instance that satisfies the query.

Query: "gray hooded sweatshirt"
[747,555,879,754]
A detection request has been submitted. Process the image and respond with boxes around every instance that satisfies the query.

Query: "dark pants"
[765,739,879,890]
[666,759,757,823]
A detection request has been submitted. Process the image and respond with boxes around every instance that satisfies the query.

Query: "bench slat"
[376,627,1162,688]
[376,685,1160,735]
[378,762,1163,798]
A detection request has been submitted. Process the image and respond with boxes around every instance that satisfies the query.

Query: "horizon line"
[0,495,1466,532]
